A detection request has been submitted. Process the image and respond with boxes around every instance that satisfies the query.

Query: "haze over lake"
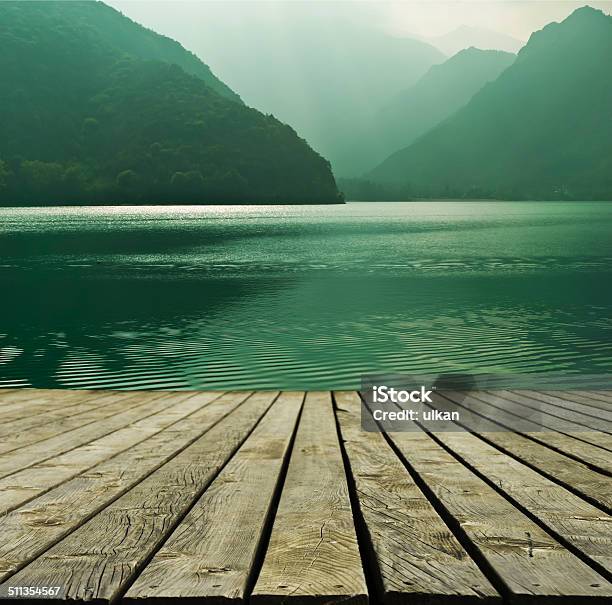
[1,202,610,390]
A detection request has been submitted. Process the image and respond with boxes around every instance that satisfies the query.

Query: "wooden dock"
[0,388,610,604]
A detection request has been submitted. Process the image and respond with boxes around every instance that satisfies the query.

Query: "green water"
[0,202,610,389]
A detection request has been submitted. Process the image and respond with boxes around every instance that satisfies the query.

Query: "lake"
[0,202,610,390]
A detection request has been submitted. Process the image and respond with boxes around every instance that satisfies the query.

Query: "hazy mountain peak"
[569,5,608,20]
[369,3,612,200]
[352,47,515,176]
[518,3,611,62]
[427,25,524,55]
[447,46,515,63]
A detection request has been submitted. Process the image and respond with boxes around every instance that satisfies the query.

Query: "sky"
[108,1,612,43]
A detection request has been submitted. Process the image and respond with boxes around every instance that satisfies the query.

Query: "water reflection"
[1,203,611,389]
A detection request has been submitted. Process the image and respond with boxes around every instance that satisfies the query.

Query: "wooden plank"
[0,390,163,455]
[252,392,368,605]
[520,390,612,422]
[124,392,304,605]
[476,391,612,452]
[445,391,612,474]
[438,393,612,511]
[497,391,612,434]
[0,389,130,437]
[0,391,277,601]
[0,389,103,421]
[429,429,612,574]
[0,391,176,479]
[0,391,223,515]
[384,423,612,600]
[0,391,253,583]
[575,391,612,405]
[542,391,612,412]
[334,391,499,604]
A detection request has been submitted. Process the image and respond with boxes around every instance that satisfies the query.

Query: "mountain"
[178,15,445,177]
[45,0,242,104]
[371,48,515,167]
[0,1,341,204]
[427,26,524,55]
[369,6,612,201]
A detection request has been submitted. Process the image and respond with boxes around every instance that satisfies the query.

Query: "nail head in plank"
[385,428,611,600]
[429,429,612,574]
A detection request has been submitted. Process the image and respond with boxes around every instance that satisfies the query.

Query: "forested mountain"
[180,12,445,177]
[369,7,612,200]
[33,0,242,103]
[0,1,341,204]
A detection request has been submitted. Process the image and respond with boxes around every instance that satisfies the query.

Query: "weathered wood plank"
[0,391,223,515]
[429,429,612,574]
[439,393,612,511]
[384,423,612,600]
[0,390,163,455]
[575,391,612,405]
[124,392,304,605]
[252,392,368,605]
[0,389,133,438]
[519,390,612,422]
[497,391,612,434]
[541,391,612,412]
[0,391,277,601]
[0,391,253,583]
[0,391,174,478]
[0,389,102,421]
[334,391,499,604]
[477,391,612,451]
[445,391,612,474]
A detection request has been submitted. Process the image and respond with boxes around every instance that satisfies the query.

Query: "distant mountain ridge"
[369,6,612,200]
[374,47,515,163]
[426,25,524,55]
[186,17,446,177]
[0,1,341,204]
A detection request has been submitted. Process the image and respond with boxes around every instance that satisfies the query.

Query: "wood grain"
[0,391,253,582]
[520,390,612,421]
[444,391,612,475]
[0,391,277,602]
[0,389,610,604]
[430,429,612,574]
[541,391,612,412]
[477,391,612,451]
[574,391,612,405]
[0,391,163,455]
[334,391,499,605]
[439,393,612,511]
[0,389,131,438]
[385,427,612,601]
[0,388,102,421]
[0,391,223,514]
[124,392,304,605]
[0,391,172,478]
[252,391,368,605]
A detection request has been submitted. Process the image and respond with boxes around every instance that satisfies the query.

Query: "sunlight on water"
[1,202,611,389]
